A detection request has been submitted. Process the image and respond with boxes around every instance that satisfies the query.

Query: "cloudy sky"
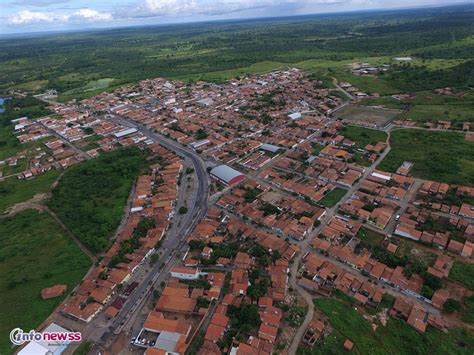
[0,0,471,34]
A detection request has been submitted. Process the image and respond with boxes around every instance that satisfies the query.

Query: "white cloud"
[124,0,349,18]
[9,0,72,7]
[9,10,60,24]
[8,8,113,25]
[71,8,113,21]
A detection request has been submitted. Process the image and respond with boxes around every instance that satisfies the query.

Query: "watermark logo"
[10,328,82,346]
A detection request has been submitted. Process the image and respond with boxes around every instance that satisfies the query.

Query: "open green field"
[340,125,388,148]
[0,124,22,160]
[0,209,90,355]
[357,227,386,249]
[449,261,474,290]
[298,297,474,355]
[378,129,474,185]
[0,125,52,163]
[318,188,348,207]
[361,92,474,125]
[462,296,474,324]
[47,147,147,253]
[0,170,61,213]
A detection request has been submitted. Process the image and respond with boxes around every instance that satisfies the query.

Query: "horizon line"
[0,1,472,39]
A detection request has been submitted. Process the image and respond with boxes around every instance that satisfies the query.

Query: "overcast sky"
[0,0,472,34]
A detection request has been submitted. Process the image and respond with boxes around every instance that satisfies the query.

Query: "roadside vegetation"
[47,147,147,254]
[0,210,90,355]
[378,129,474,185]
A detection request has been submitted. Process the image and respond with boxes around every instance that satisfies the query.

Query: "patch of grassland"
[11,80,49,93]
[177,61,285,83]
[0,170,61,213]
[378,129,474,185]
[0,125,53,161]
[298,297,474,355]
[449,261,474,290]
[462,296,474,324]
[357,227,385,249]
[318,187,348,207]
[340,125,388,148]
[0,210,90,355]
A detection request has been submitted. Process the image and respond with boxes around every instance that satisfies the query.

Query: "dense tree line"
[48,147,147,254]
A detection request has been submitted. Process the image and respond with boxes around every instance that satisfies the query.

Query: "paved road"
[331,77,354,101]
[34,118,92,160]
[288,131,393,354]
[84,114,210,351]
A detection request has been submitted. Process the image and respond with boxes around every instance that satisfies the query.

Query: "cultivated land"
[378,129,474,185]
[47,147,147,254]
[0,209,90,354]
[297,297,474,355]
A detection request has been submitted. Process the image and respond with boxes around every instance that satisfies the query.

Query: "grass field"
[357,228,386,249]
[340,125,388,148]
[462,296,474,324]
[298,297,474,355]
[449,261,474,290]
[0,170,61,213]
[11,80,49,93]
[378,129,474,185]
[361,93,474,125]
[48,147,147,253]
[336,71,400,96]
[0,209,90,355]
[0,125,52,173]
[176,61,285,83]
[400,104,474,124]
[0,158,28,176]
[318,188,348,207]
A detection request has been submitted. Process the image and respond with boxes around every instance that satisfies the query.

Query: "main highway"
[87,112,210,352]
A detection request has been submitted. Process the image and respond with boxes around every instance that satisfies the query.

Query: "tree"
[228,303,261,330]
[149,253,159,265]
[196,129,208,140]
[421,285,434,299]
[443,298,461,313]
[179,206,188,214]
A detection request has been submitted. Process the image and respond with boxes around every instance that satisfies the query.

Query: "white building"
[170,267,201,280]
[18,323,72,355]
